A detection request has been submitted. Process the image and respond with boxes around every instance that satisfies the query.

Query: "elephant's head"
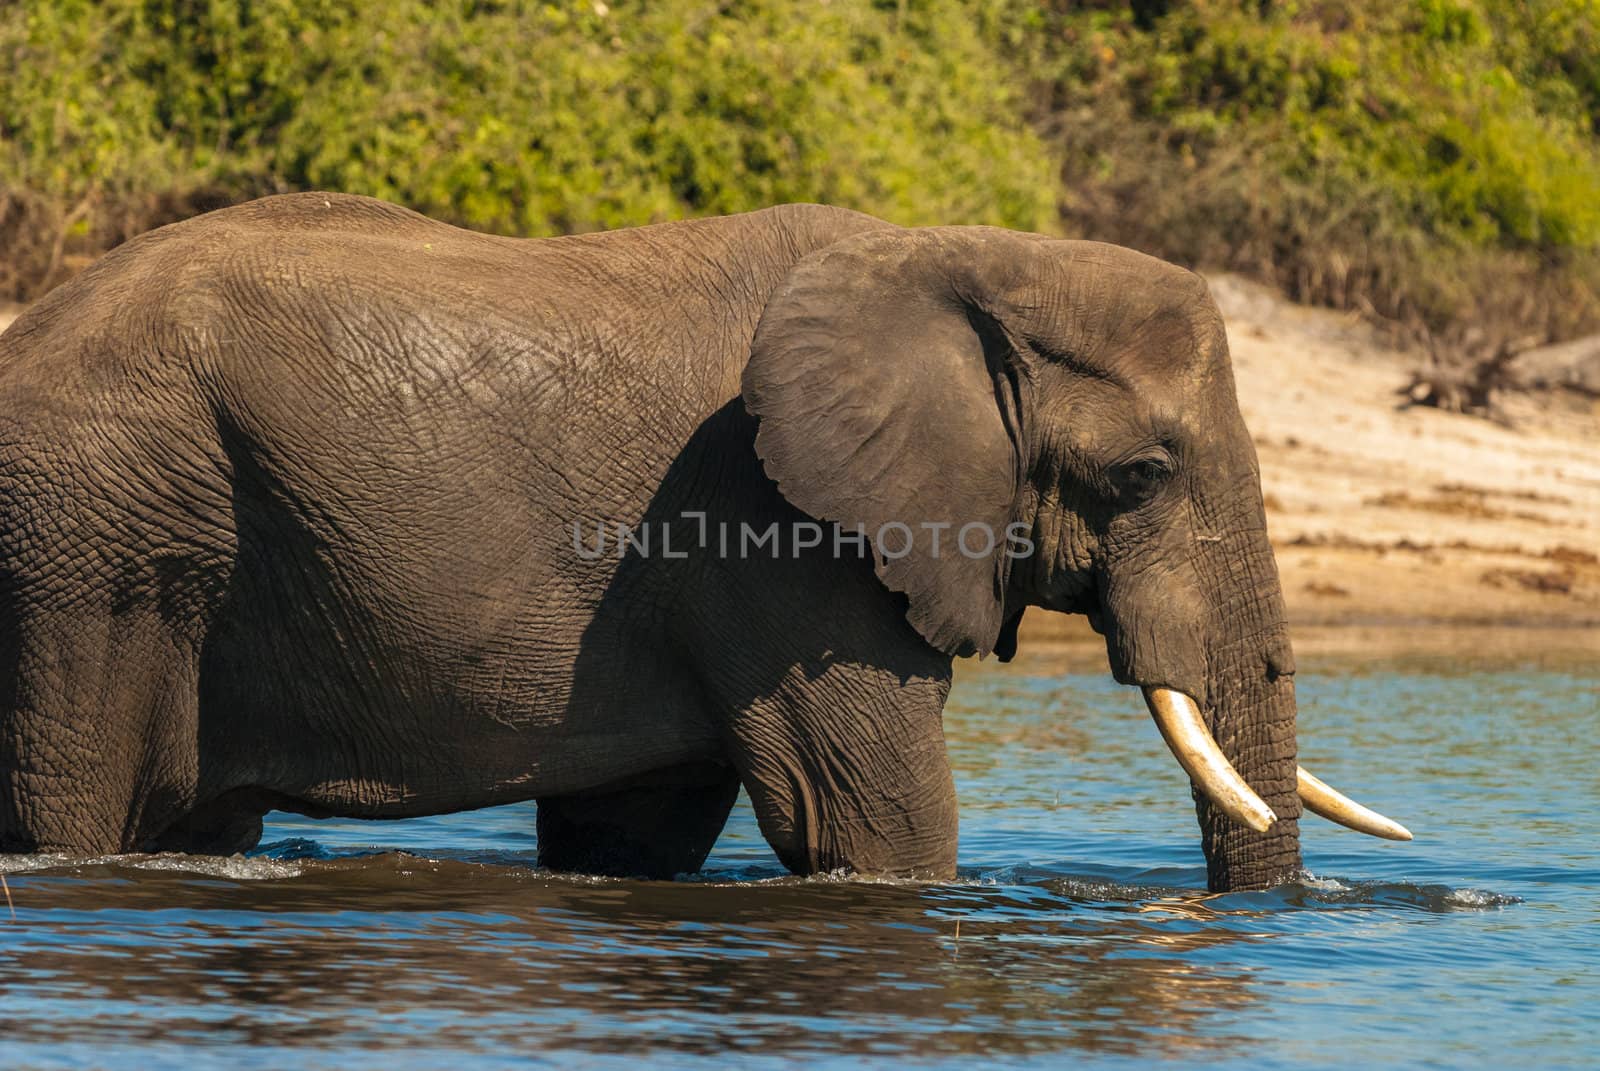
[744,226,1409,892]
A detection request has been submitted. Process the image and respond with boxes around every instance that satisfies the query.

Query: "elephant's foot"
[535,762,740,879]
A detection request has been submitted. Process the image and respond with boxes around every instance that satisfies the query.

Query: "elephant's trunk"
[1187,516,1302,891]
[1093,486,1305,889]
[1192,670,1302,891]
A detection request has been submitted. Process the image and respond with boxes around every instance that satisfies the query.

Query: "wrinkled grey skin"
[0,194,1300,891]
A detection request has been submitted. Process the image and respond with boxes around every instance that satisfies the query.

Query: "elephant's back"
[0,194,892,547]
[0,193,890,407]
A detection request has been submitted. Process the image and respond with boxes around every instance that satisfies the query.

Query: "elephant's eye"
[1114,455,1173,502]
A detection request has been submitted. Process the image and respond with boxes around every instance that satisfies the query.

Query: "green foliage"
[0,0,1056,296]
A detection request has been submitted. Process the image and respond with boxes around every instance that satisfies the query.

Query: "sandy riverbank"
[5,273,1598,634]
[1225,274,1596,628]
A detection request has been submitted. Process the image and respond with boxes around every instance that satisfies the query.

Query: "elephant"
[0,193,1408,891]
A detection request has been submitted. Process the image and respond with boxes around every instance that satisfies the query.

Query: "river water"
[1,628,1595,1070]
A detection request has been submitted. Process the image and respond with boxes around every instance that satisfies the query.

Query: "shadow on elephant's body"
[562,395,952,874]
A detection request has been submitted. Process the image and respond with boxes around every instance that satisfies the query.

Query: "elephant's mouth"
[1142,686,1413,843]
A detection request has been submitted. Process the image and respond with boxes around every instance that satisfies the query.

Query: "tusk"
[1142,687,1278,833]
[1297,766,1413,841]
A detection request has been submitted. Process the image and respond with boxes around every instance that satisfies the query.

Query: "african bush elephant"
[0,194,1407,891]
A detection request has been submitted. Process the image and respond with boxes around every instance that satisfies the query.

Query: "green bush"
[0,0,1057,298]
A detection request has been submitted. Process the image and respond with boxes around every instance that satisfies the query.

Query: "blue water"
[1,630,1595,1070]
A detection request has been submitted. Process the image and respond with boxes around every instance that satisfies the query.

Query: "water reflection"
[0,854,1269,1061]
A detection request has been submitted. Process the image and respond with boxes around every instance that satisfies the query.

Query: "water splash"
[0,851,303,881]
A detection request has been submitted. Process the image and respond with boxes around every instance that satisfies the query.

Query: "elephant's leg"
[724,667,959,880]
[0,606,202,854]
[536,762,741,879]
[146,791,267,855]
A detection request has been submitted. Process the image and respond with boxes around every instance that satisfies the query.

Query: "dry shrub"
[1480,566,1578,594]
[0,189,67,302]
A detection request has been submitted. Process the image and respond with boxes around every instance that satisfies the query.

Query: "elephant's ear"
[743,227,1036,658]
